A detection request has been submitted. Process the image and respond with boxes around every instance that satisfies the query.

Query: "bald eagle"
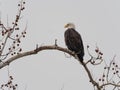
[64,23,84,63]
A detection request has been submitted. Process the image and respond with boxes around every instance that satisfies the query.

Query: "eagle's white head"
[64,23,75,29]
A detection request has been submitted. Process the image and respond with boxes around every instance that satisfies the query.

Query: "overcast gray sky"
[0,0,120,90]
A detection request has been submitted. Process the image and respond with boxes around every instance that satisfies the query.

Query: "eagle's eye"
[67,24,69,26]
[64,23,70,28]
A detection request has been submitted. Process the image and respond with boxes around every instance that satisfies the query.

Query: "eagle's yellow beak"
[64,24,68,28]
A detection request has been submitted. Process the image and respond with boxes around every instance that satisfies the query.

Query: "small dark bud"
[10,86,12,88]
[116,65,118,67]
[95,49,99,53]
[16,19,18,22]
[113,62,115,65]
[2,43,4,45]
[17,44,19,46]
[116,71,119,73]
[100,56,102,59]
[18,4,20,6]
[22,7,25,10]
[92,61,95,64]
[87,45,89,48]
[99,52,103,55]
[99,79,101,81]
[13,86,16,90]
[14,52,16,54]
[8,48,11,50]
[112,68,114,70]
[17,39,21,43]
[23,35,25,38]
[23,2,25,4]
[10,76,13,79]
[1,84,4,87]
[8,81,12,84]
[13,46,15,49]
[5,84,8,87]
[15,84,18,86]
[103,74,105,77]
[19,48,22,52]
[24,31,26,34]
[2,31,4,34]
[15,27,19,30]
[10,28,13,31]
[13,41,16,43]
[15,23,18,26]
[5,30,8,33]
[16,34,19,37]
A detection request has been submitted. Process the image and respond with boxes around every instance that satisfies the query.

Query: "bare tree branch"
[0,45,75,69]
[100,82,120,88]
[81,62,101,90]
[0,44,101,90]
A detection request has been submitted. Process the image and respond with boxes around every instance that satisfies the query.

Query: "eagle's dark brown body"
[64,28,84,62]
